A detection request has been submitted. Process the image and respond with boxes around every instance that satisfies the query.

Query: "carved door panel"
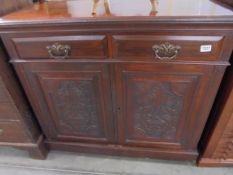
[115,63,213,150]
[14,62,115,143]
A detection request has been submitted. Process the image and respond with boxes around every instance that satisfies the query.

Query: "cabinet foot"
[28,136,48,160]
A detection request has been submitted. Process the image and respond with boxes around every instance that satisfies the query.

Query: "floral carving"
[131,81,186,140]
[51,80,102,137]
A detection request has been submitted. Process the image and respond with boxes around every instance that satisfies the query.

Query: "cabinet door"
[14,62,115,143]
[115,63,214,150]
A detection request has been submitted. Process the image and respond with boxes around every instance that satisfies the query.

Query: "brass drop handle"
[152,42,181,60]
[0,129,3,135]
[46,43,71,59]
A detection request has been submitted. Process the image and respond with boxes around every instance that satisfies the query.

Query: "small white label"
[200,45,212,53]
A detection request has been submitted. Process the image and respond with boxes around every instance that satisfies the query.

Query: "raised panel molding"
[37,72,107,141]
[114,63,212,152]
[15,63,115,144]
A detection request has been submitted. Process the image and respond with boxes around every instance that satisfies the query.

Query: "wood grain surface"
[0,0,32,16]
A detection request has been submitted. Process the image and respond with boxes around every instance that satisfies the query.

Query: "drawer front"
[11,35,108,59]
[0,79,19,121]
[112,35,224,61]
[0,102,19,121]
[0,78,10,103]
[0,121,29,143]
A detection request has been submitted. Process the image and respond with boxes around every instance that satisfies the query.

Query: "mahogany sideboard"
[198,55,233,166]
[0,0,232,161]
[0,42,47,159]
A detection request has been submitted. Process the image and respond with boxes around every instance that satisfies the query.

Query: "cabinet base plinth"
[198,158,233,167]
[0,135,48,160]
[45,140,198,161]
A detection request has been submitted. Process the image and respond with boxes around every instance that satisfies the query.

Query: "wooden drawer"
[0,102,19,120]
[10,35,108,60]
[0,79,10,103]
[0,121,29,143]
[0,79,18,120]
[112,35,224,61]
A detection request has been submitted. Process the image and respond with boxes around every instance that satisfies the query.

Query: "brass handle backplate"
[152,42,181,60]
[46,43,71,59]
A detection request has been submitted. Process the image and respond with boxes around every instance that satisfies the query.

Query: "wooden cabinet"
[198,57,233,167]
[7,34,229,160]
[14,62,115,143]
[2,31,232,160]
[0,44,47,159]
[115,64,214,150]
[0,0,232,161]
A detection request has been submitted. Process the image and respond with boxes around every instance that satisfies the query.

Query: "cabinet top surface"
[0,0,233,25]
